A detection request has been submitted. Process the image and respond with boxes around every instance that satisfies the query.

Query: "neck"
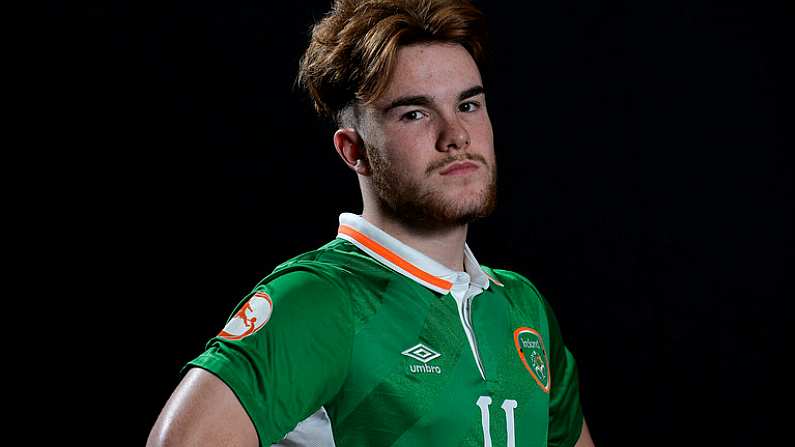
[361,207,468,272]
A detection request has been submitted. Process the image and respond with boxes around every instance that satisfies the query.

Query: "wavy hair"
[297,0,488,125]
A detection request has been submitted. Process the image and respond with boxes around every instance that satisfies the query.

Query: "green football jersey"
[186,213,583,447]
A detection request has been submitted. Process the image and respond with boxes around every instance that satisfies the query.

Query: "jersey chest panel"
[328,277,551,446]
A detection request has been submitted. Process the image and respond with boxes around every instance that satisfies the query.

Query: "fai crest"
[218,291,273,341]
[513,327,551,393]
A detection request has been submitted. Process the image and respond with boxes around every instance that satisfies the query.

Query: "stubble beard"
[366,143,497,231]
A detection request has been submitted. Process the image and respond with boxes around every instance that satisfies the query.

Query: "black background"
[43,1,792,445]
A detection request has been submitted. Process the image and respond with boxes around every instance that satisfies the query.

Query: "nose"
[436,115,470,152]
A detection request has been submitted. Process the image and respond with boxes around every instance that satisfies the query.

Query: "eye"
[459,101,481,113]
[401,110,426,121]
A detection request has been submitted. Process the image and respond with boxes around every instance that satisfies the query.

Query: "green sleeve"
[543,297,584,447]
[184,267,354,445]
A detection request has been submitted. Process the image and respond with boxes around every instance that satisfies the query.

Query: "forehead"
[377,43,483,104]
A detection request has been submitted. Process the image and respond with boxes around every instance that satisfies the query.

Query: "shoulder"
[266,238,398,290]
[275,237,380,273]
[483,267,545,300]
[214,245,359,343]
[250,237,391,305]
[261,239,358,288]
[482,266,559,319]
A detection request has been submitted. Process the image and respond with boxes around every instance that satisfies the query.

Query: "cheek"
[389,149,428,175]
[469,117,495,158]
[383,131,433,167]
[475,113,494,141]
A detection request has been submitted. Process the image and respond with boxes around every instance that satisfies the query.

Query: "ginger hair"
[297,0,487,125]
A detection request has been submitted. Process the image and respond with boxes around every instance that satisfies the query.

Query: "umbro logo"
[402,343,442,375]
[402,343,441,363]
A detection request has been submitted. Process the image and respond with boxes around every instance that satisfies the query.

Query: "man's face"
[359,43,497,229]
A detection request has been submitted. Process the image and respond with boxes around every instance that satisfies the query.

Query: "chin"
[430,188,497,224]
[374,167,497,228]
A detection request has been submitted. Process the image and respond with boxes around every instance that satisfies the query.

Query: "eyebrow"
[382,85,485,114]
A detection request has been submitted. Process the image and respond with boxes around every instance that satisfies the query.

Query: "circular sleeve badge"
[218,291,273,341]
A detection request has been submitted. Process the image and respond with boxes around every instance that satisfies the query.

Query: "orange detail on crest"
[513,326,551,393]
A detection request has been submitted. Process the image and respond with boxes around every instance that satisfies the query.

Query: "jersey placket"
[450,273,488,381]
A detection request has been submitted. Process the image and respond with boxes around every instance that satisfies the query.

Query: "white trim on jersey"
[338,212,492,295]
[275,407,336,447]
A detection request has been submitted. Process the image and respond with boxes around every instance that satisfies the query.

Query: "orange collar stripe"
[338,224,453,291]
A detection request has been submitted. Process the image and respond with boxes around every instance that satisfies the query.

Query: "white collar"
[336,213,502,297]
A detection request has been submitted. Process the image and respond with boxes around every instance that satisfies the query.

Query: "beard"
[365,143,497,231]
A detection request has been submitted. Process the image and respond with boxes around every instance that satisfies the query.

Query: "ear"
[333,128,370,175]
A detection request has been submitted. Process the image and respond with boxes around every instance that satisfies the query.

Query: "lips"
[439,160,480,176]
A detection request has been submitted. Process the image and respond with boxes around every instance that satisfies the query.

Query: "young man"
[148,1,594,446]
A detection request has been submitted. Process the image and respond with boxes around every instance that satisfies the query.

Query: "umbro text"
[409,364,442,374]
